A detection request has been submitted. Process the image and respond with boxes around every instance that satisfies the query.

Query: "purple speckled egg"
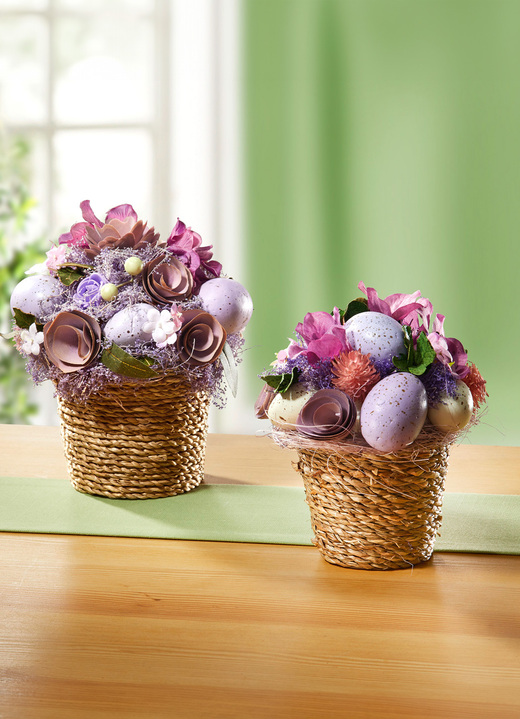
[10,275,63,319]
[360,373,427,452]
[343,311,405,361]
[104,303,154,347]
[199,278,253,335]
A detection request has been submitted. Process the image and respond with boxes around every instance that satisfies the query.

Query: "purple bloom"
[73,273,108,309]
[166,219,222,291]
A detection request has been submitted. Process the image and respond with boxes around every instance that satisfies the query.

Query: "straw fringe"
[57,373,209,499]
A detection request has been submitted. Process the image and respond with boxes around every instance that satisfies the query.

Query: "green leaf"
[13,307,39,330]
[101,343,159,379]
[261,367,300,394]
[341,298,368,323]
[56,263,92,286]
[392,328,436,376]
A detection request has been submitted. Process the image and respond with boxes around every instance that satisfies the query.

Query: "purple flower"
[286,309,348,365]
[166,219,222,291]
[73,273,108,309]
[445,337,469,378]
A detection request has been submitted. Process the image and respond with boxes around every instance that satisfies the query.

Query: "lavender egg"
[104,303,154,347]
[360,373,428,452]
[10,275,63,319]
[199,278,253,335]
[343,311,405,362]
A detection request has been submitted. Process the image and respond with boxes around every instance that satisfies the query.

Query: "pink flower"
[45,244,69,272]
[288,309,348,365]
[358,281,432,328]
[166,219,222,290]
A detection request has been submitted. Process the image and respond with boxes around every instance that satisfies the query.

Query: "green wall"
[243,0,520,445]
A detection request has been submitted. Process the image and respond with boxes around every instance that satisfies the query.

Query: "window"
[1,0,250,432]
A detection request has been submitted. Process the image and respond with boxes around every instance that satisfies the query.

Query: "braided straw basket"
[276,429,451,570]
[57,373,210,499]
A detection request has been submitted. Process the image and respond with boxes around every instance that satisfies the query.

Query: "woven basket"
[57,373,210,499]
[290,435,451,570]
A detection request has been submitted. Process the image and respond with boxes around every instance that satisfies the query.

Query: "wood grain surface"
[0,426,519,718]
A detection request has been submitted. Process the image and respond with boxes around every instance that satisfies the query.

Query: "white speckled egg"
[428,380,473,432]
[267,383,315,430]
[104,303,154,347]
[10,275,63,319]
[343,311,405,361]
[199,278,253,335]
[360,373,428,452]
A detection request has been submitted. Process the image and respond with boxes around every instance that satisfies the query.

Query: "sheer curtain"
[243,0,520,445]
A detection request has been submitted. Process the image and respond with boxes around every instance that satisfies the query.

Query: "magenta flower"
[166,219,222,290]
[358,281,432,328]
[445,337,469,378]
[287,309,348,365]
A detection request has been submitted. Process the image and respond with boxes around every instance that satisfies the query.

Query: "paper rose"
[142,254,193,304]
[43,310,102,373]
[296,388,356,440]
[177,309,226,366]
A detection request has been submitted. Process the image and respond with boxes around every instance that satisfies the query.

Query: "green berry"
[100,283,119,301]
[124,256,143,276]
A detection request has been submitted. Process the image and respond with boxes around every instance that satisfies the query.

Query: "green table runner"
[0,477,518,554]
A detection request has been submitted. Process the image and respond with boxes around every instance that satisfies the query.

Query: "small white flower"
[20,323,44,356]
[143,308,179,348]
[25,262,49,276]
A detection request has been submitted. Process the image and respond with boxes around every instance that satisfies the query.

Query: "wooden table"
[1,425,519,719]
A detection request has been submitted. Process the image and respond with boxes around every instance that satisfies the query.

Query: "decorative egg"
[267,383,315,430]
[360,373,428,452]
[428,380,473,432]
[10,275,64,319]
[199,278,253,335]
[343,311,405,362]
[104,303,154,347]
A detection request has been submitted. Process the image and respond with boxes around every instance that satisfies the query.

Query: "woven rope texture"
[57,374,209,499]
[297,441,450,570]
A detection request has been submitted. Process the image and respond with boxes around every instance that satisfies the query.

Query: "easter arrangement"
[8,201,253,499]
[256,283,487,569]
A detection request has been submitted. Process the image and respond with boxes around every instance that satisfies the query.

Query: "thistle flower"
[462,362,488,408]
[331,349,380,401]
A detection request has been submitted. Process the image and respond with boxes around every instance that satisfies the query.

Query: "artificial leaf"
[220,341,238,397]
[261,366,300,394]
[56,263,92,286]
[392,328,435,376]
[101,342,159,379]
[342,298,368,323]
[12,307,42,331]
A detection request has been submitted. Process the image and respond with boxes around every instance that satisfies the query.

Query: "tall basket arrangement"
[255,283,487,569]
[7,200,253,499]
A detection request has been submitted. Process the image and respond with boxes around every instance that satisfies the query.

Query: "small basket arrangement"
[256,283,487,569]
[7,200,252,498]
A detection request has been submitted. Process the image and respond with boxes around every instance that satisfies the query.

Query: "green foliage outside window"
[0,134,47,424]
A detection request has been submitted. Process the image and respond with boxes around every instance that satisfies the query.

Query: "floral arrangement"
[256,282,487,453]
[8,201,253,405]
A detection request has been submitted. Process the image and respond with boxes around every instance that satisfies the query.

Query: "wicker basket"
[290,435,451,570]
[57,373,210,499]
